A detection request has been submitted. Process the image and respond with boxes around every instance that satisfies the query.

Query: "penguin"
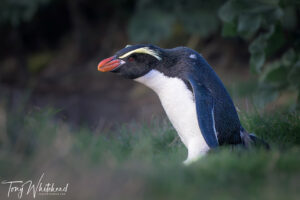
[97,44,268,164]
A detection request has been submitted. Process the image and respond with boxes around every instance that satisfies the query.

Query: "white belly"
[135,70,209,163]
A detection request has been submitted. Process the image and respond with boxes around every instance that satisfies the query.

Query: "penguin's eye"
[128,57,135,62]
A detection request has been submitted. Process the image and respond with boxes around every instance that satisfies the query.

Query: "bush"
[129,0,300,108]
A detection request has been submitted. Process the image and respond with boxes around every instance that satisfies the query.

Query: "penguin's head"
[98,44,164,79]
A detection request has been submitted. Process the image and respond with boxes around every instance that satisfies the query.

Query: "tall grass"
[0,108,299,200]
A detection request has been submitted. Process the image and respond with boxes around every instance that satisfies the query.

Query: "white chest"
[135,70,208,150]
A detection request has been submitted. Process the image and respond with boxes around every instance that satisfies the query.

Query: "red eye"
[128,57,135,62]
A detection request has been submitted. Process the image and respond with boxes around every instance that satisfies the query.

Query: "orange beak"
[98,56,123,72]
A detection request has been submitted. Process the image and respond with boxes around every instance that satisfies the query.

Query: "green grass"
[0,109,299,200]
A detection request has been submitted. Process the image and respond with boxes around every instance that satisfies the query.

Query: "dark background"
[0,0,299,128]
[0,1,300,199]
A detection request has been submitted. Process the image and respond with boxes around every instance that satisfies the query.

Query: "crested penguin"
[97,44,268,164]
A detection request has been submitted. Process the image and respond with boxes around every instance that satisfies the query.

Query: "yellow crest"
[118,47,161,61]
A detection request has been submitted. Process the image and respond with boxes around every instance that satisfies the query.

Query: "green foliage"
[129,9,175,43]
[241,111,300,147]
[219,0,300,107]
[128,0,223,43]
[4,106,59,155]
[259,49,300,108]
[219,0,299,73]
[0,0,50,27]
[129,0,300,108]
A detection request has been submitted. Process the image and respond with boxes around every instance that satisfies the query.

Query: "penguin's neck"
[135,69,193,105]
[135,69,171,93]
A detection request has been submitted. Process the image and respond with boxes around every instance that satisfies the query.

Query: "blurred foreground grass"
[0,108,299,200]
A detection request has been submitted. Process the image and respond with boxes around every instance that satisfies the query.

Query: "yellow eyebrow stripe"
[118,47,161,60]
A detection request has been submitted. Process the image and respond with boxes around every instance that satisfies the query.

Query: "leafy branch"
[129,0,300,109]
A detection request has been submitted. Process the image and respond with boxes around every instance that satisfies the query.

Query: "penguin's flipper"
[188,76,219,148]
